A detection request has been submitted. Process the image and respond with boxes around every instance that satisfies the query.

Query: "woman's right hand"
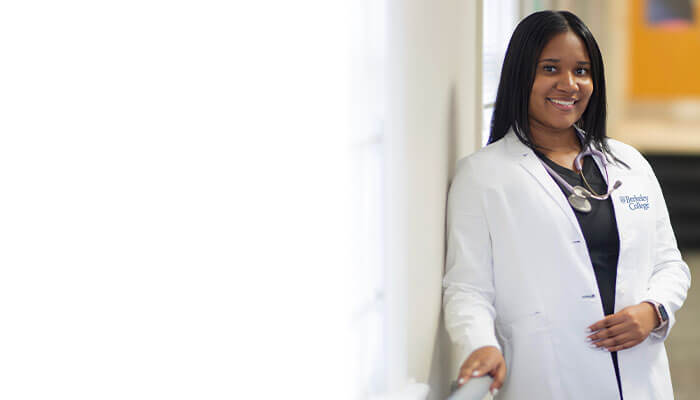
[457,345,506,397]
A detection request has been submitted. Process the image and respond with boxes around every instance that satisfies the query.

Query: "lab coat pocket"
[618,334,670,399]
[499,312,560,399]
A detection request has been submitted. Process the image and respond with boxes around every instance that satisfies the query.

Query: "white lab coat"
[443,129,691,399]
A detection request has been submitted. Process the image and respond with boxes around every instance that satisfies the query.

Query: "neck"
[529,125,581,155]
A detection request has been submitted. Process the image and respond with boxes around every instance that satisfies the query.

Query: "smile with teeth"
[548,98,577,110]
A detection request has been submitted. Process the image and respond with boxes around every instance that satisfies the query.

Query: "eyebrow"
[538,58,591,65]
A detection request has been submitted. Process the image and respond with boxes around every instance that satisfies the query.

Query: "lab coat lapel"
[591,152,629,243]
[504,130,582,234]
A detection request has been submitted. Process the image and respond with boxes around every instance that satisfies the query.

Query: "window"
[482,0,519,147]
[347,0,388,397]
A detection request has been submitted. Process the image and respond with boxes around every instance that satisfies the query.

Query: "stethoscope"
[536,127,622,213]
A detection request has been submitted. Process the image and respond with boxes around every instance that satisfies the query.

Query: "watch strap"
[644,300,669,331]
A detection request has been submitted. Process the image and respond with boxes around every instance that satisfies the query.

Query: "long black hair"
[488,11,621,163]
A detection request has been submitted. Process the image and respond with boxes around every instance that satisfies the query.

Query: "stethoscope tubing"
[539,150,620,201]
[536,127,622,202]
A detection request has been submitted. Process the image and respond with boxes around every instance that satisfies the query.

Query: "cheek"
[579,88,594,111]
[582,82,594,101]
[527,90,536,111]
[529,85,547,108]
[531,80,547,97]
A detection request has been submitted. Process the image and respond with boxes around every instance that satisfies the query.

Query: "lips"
[547,97,577,111]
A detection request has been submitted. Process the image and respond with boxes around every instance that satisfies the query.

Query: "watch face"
[659,304,669,322]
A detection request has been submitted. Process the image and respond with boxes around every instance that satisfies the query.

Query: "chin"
[546,120,578,130]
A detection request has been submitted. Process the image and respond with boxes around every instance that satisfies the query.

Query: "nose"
[555,71,578,92]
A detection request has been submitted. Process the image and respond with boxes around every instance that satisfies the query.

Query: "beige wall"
[384,0,481,398]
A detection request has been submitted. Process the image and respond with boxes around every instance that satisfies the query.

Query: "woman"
[443,10,690,400]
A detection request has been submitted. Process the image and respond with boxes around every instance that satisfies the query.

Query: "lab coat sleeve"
[442,159,500,358]
[643,161,691,341]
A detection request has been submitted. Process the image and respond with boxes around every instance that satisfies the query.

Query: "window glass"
[347,0,387,397]
[482,0,519,106]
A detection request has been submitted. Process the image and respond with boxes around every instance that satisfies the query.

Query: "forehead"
[539,31,590,61]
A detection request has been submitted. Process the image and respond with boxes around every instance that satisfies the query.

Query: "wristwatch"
[645,300,669,331]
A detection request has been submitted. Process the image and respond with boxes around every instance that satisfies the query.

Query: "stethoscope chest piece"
[568,185,592,213]
[535,126,623,214]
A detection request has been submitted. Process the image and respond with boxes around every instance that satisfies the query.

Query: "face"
[528,31,593,134]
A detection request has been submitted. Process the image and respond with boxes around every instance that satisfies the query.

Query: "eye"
[575,67,589,75]
[542,65,557,73]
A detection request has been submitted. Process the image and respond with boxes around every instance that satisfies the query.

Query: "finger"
[469,361,491,378]
[460,361,481,376]
[458,361,481,386]
[490,361,506,392]
[587,322,629,342]
[588,312,627,332]
[606,338,643,352]
[591,333,635,350]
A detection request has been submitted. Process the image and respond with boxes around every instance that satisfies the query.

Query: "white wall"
[384,0,481,398]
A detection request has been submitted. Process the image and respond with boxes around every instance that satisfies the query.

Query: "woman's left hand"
[586,302,660,352]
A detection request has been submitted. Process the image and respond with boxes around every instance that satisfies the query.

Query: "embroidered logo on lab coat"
[619,194,650,210]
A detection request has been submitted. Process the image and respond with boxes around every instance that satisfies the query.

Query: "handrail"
[446,376,494,400]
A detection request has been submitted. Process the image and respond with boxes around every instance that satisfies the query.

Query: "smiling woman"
[442,10,691,400]
[529,32,593,135]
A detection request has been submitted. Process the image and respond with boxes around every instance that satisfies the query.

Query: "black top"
[535,151,623,399]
